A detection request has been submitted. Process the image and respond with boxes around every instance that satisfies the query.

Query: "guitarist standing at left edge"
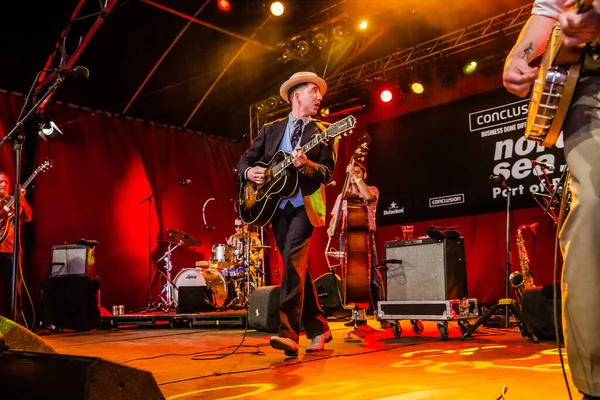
[238,71,338,357]
[0,172,32,318]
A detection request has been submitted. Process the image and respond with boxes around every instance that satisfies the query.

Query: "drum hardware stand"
[138,180,188,313]
[460,174,539,343]
[150,240,182,312]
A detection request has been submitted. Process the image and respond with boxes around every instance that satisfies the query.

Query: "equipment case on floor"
[377,298,479,339]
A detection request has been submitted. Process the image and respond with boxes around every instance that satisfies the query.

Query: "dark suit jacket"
[238,116,338,227]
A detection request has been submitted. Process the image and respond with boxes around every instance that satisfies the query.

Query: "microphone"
[179,178,191,186]
[489,173,507,183]
[532,159,555,171]
[45,66,90,80]
[325,181,336,188]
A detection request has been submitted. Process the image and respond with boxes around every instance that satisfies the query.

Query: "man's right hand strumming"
[503,58,538,98]
[248,166,266,184]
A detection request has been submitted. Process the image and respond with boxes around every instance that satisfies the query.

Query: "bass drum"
[172,268,228,309]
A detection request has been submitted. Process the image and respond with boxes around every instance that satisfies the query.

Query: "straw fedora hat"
[279,71,327,103]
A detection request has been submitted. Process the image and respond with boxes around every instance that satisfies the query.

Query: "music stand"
[460,174,539,342]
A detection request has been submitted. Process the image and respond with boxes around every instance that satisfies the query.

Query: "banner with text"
[368,88,566,226]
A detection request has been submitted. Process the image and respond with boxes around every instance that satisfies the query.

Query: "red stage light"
[380,89,393,103]
[217,0,231,12]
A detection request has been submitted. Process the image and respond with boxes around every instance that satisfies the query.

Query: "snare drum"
[172,268,228,308]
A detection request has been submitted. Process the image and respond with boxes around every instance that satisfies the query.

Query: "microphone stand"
[2,76,64,321]
[138,179,187,313]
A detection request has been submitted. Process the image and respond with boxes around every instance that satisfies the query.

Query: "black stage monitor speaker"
[385,238,468,301]
[176,286,216,313]
[42,276,101,331]
[0,351,164,399]
[248,286,280,333]
[521,285,563,340]
[315,273,344,309]
[0,316,56,353]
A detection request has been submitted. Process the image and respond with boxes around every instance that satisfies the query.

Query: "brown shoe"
[270,336,299,357]
[306,330,333,353]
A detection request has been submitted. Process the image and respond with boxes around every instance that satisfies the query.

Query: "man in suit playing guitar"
[504,1,600,399]
[238,71,337,357]
[0,172,32,318]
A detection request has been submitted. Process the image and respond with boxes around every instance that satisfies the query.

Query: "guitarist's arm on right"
[503,12,557,97]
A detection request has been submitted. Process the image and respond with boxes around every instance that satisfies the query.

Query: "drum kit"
[155,229,269,312]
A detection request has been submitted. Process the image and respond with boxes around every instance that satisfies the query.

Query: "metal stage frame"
[103,310,247,329]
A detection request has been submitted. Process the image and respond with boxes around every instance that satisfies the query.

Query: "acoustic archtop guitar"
[239,115,356,226]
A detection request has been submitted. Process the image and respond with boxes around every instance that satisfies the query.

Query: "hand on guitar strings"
[248,166,266,184]
[560,0,600,47]
[291,146,307,169]
[503,58,538,98]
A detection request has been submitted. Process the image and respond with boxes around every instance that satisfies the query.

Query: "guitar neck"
[272,130,326,176]
[3,169,41,209]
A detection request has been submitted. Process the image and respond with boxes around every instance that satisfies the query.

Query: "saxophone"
[510,223,537,306]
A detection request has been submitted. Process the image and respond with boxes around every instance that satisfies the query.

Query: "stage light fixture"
[270,2,284,16]
[411,82,424,94]
[278,43,293,63]
[37,119,63,141]
[462,61,477,75]
[294,38,310,57]
[312,31,328,50]
[217,0,231,12]
[265,95,280,111]
[332,21,350,41]
[380,89,393,103]
[359,20,368,30]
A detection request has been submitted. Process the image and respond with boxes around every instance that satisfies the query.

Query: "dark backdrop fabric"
[0,74,563,312]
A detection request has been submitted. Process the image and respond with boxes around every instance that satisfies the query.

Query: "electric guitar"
[0,159,52,243]
[239,115,356,226]
[525,0,593,147]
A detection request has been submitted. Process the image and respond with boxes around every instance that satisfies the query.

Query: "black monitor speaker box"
[521,285,563,340]
[384,238,468,301]
[41,276,101,331]
[248,286,280,333]
[176,286,217,313]
[0,351,164,399]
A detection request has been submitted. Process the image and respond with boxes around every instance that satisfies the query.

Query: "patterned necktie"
[291,119,303,148]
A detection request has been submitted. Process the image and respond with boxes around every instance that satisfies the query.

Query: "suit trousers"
[560,75,600,396]
[272,203,328,343]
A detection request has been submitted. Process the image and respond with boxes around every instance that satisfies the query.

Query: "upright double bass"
[327,134,372,307]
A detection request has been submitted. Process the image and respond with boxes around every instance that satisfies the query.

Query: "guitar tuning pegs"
[343,133,347,136]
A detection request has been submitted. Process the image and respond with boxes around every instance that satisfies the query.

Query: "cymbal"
[232,232,259,239]
[157,239,178,245]
[166,229,201,247]
[251,245,271,250]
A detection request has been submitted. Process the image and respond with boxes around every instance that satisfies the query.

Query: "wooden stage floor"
[39,318,574,400]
